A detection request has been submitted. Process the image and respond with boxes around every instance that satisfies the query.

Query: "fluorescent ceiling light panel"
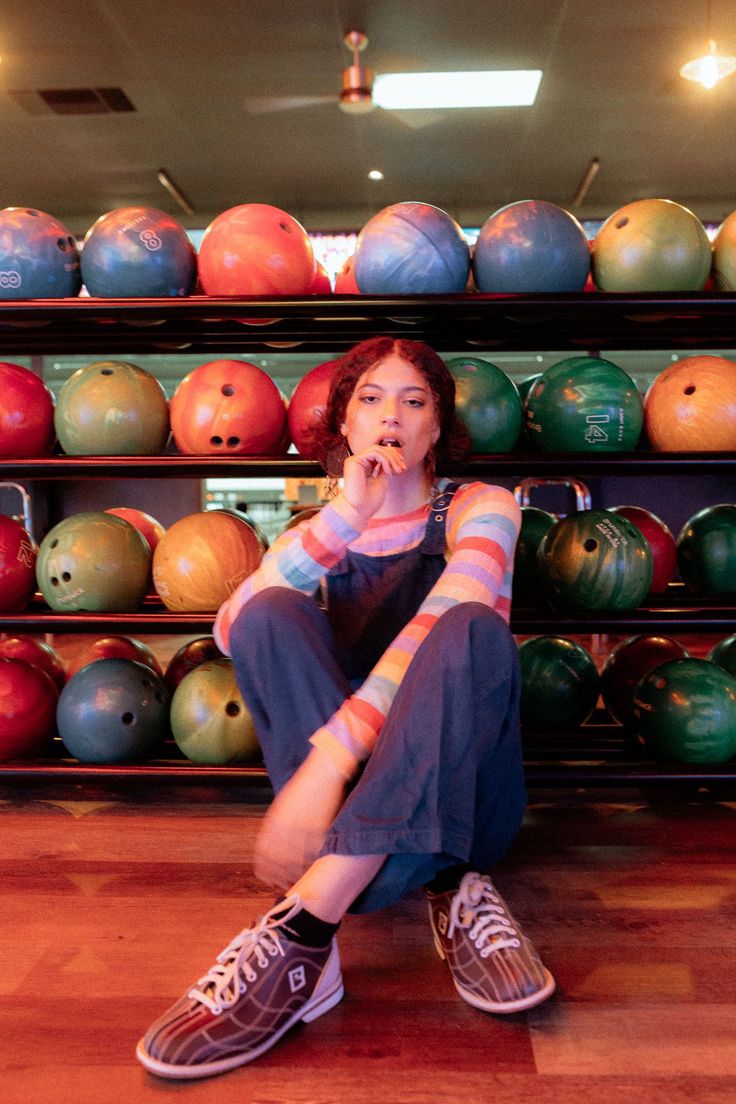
[373,70,542,109]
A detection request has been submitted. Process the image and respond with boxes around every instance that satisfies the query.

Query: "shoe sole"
[136,973,344,1080]
[430,918,556,1014]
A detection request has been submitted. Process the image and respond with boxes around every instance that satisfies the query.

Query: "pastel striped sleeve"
[213,494,368,654]
[310,482,521,775]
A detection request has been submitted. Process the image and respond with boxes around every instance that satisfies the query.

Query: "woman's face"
[341,355,440,472]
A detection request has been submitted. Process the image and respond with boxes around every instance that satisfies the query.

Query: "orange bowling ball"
[197,203,316,296]
[644,355,736,451]
[334,255,360,293]
[105,508,166,554]
[170,359,288,455]
[153,509,266,612]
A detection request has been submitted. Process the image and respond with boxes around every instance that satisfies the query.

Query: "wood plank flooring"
[0,782,734,1103]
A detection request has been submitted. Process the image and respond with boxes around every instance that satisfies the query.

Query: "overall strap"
[420,481,461,554]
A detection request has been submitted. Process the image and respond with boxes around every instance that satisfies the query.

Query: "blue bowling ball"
[473,200,590,293]
[56,658,169,762]
[81,206,197,297]
[0,207,81,298]
[354,201,470,294]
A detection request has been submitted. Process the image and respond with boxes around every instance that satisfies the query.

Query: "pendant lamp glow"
[373,70,542,110]
[680,37,736,88]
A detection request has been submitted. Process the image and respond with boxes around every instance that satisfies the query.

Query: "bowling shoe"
[425,871,555,1013]
[137,895,343,1079]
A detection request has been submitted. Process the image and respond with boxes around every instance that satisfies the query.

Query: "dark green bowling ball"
[525,356,643,452]
[518,635,600,730]
[446,356,522,452]
[512,507,556,603]
[676,504,736,596]
[708,634,736,677]
[538,509,653,612]
[632,659,736,764]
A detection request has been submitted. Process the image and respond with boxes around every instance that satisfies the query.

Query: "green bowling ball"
[446,356,522,452]
[518,635,600,730]
[512,506,556,604]
[36,512,151,611]
[170,658,260,764]
[708,634,736,677]
[676,504,736,597]
[632,658,736,764]
[54,360,170,455]
[524,356,643,452]
[538,509,653,612]
[592,198,712,292]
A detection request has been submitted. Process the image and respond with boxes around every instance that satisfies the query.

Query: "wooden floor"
[1,780,735,1104]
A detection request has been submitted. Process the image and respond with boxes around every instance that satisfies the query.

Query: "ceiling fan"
[243,30,378,116]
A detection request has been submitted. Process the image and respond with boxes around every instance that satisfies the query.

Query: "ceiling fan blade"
[243,94,336,114]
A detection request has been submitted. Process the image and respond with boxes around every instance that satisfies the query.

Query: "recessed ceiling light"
[368,169,384,180]
[373,70,542,110]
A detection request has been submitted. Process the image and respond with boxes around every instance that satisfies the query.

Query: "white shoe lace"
[189,895,302,1015]
[448,873,521,958]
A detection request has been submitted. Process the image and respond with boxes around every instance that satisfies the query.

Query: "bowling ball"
[67,636,164,679]
[37,511,151,612]
[56,658,169,763]
[512,507,557,604]
[287,359,340,458]
[310,261,332,294]
[518,635,600,730]
[0,515,38,611]
[0,658,58,760]
[676,504,736,596]
[54,360,170,455]
[197,204,315,296]
[591,199,711,292]
[152,510,265,612]
[538,509,653,612]
[80,206,197,297]
[282,506,322,532]
[608,505,677,593]
[170,657,260,764]
[0,207,81,298]
[708,634,736,678]
[334,254,360,293]
[0,636,66,690]
[445,357,522,452]
[712,211,736,290]
[164,636,224,694]
[600,634,690,726]
[104,508,166,555]
[643,355,736,451]
[170,359,288,455]
[0,361,55,457]
[525,356,643,451]
[354,202,470,294]
[632,658,736,764]
[473,200,590,293]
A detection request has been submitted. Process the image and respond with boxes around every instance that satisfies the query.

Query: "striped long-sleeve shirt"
[214,478,521,778]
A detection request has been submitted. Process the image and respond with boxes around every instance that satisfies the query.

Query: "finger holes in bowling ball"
[210,435,223,447]
[279,223,292,234]
[226,436,240,447]
[155,691,165,704]
[100,367,113,376]
[221,385,235,396]
[62,572,71,582]
[122,712,135,725]
[225,700,241,717]
[49,539,58,549]
[584,539,598,552]
[28,210,40,218]
[56,238,69,252]
[50,576,59,587]
[615,217,629,229]
[684,385,696,395]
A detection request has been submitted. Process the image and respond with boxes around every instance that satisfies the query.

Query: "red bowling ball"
[287,359,340,458]
[0,636,66,690]
[600,634,690,727]
[0,361,55,457]
[197,204,316,296]
[105,508,166,555]
[0,658,58,760]
[164,636,224,694]
[0,515,38,610]
[67,636,164,679]
[170,359,288,455]
[609,505,677,593]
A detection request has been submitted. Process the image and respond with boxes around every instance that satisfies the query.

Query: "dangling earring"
[325,435,351,496]
[424,444,438,497]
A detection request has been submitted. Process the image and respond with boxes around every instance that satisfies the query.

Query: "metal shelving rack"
[1,293,735,788]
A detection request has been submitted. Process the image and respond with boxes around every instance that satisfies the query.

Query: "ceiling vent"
[9,87,136,115]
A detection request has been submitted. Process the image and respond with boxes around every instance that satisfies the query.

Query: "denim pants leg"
[229,589,525,914]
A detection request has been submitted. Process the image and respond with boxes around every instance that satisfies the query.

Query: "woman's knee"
[229,587,319,656]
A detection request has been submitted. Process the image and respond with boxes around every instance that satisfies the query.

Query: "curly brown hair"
[313,337,470,478]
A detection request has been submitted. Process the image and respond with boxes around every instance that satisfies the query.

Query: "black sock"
[424,863,472,894]
[274,900,340,947]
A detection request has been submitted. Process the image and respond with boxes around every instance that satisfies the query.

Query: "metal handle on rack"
[0,481,34,536]
[513,477,591,517]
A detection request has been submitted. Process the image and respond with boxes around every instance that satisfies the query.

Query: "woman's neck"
[374,470,434,518]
